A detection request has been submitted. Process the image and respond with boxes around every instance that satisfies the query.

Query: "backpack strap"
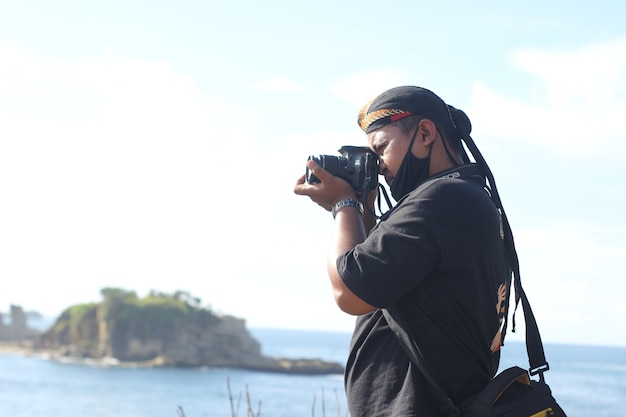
[383,286,550,417]
[517,286,550,380]
[382,308,461,417]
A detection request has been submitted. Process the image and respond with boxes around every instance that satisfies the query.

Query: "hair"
[392,114,420,134]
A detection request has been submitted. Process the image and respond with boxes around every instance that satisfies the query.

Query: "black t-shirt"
[337,164,509,417]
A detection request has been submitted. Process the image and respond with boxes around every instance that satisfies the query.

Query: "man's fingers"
[306,160,330,182]
[295,174,306,186]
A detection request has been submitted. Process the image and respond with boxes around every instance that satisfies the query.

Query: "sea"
[1,327,625,417]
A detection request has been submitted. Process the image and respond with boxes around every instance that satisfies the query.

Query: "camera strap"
[374,183,393,218]
[360,180,393,220]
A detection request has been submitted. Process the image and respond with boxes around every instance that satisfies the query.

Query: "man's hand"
[294,160,357,211]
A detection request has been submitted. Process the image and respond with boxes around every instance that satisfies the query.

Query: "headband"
[357,86,457,133]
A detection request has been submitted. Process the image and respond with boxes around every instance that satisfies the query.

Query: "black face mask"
[389,130,433,201]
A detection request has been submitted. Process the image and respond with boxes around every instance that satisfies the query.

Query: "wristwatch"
[331,199,364,219]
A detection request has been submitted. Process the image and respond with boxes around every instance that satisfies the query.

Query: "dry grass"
[176,377,346,417]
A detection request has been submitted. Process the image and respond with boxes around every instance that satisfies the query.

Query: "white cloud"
[468,38,626,161]
[511,39,626,109]
[0,46,283,316]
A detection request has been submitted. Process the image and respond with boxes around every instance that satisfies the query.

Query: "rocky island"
[0,288,344,375]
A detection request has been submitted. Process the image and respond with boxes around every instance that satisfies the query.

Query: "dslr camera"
[306,146,378,194]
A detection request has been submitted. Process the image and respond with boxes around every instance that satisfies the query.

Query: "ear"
[417,119,438,147]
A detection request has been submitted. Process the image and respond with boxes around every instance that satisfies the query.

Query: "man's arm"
[327,206,376,315]
[294,160,376,315]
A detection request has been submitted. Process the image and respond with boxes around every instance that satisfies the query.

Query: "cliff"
[31,288,343,375]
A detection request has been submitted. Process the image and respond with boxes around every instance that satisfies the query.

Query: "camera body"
[306,146,378,193]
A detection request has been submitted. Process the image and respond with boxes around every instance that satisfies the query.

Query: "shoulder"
[390,169,497,228]
[380,165,491,221]
[406,173,485,207]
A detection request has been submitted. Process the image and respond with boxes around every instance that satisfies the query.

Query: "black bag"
[461,366,565,417]
[382,285,567,417]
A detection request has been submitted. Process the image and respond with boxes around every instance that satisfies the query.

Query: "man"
[294,86,512,416]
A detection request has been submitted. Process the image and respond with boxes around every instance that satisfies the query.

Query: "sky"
[1,1,625,348]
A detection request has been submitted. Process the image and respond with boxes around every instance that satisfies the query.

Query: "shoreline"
[0,343,162,367]
[0,343,345,374]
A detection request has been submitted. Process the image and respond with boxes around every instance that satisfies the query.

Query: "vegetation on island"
[55,287,208,332]
[45,287,219,356]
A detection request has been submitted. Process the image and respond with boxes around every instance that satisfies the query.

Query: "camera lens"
[306,155,348,184]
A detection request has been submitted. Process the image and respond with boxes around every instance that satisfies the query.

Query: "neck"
[429,140,461,176]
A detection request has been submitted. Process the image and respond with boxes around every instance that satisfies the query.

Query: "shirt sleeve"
[337,189,443,308]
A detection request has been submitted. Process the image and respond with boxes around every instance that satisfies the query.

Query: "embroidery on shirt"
[490,283,507,352]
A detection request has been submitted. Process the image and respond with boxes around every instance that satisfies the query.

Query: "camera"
[306,146,378,193]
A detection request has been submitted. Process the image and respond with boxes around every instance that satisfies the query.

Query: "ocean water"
[0,328,624,417]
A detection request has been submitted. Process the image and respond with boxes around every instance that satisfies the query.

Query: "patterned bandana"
[357,86,456,133]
